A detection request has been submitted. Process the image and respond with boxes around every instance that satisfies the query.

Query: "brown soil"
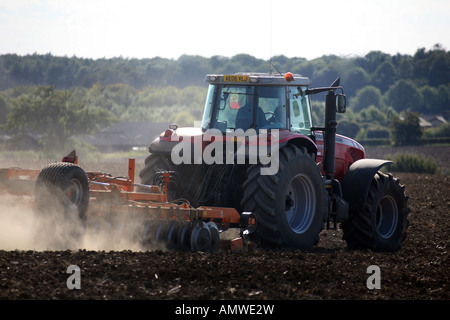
[0,146,448,302]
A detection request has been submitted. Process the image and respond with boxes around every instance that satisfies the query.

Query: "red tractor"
[139,73,410,251]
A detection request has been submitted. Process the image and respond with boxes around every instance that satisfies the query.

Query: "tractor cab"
[202,73,312,136]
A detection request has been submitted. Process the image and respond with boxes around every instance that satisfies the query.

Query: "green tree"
[436,85,450,114]
[344,66,369,97]
[337,119,361,139]
[384,80,422,112]
[359,105,386,123]
[361,51,390,73]
[5,86,113,154]
[394,54,413,80]
[172,109,197,127]
[429,54,450,87]
[412,44,450,86]
[424,123,450,138]
[419,85,439,113]
[372,61,397,93]
[389,112,423,146]
[0,94,9,125]
[312,65,340,87]
[350,86,382,112]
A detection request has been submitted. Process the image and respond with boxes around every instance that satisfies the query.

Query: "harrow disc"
[207,221,220,253]
[178,221,192,252]
[154,221,168,242]
[142,220,158,247]
[166,221,180,250]
[140,219,221,252]
[190,221,211,252]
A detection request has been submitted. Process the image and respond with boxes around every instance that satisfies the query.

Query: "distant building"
[85,121,171,152]
[419,117,432,128]
[420,115,448,129]
[0,130,41,151]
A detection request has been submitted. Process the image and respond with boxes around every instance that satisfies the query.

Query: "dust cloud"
[0,195,36,250]
[0,194,147,252]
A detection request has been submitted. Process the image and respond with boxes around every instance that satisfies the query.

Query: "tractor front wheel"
[342,172,410,251]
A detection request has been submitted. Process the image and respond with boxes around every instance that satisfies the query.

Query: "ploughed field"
[0,146,448,300]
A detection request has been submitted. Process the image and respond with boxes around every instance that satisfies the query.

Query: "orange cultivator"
[0,151,255,252]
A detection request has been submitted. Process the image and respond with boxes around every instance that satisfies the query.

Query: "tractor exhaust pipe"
[309,77,346,180]
[310,78,348,229]
[323,88,338,179]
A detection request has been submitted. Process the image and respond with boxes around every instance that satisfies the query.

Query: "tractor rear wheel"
[342,172,410,251]
[139,153,175,185]
[139,153,182,199]
[241,144,326,249]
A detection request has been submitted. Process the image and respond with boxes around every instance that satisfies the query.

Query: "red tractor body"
[139,73,409,251]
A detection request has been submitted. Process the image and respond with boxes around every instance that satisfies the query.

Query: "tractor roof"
[204,73,310,86]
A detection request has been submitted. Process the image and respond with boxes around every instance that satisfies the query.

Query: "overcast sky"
[1,0,449,61]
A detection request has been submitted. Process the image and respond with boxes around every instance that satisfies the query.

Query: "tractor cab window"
[255,86,287,131]
[205,85,288,132]
[209,85,255,132]
[289,86,312,135]
[202,85,287,132]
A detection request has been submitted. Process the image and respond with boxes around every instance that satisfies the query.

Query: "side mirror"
[336,94,346,113]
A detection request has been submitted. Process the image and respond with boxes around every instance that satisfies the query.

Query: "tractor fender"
[282,135,317,156]
[234,132,317,164]
[341,159,392,212]
[148,136,177,154]
[149,130,318,160]
[257,132,317,158]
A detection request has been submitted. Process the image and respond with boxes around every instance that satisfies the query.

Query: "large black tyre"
[139,153,174,185]
[34,162,90,248]
[241,144,326,249]
[139,153,185,201]
[341,171,410,251]
[35,162,89,220]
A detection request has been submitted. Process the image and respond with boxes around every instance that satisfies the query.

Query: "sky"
[0,0,449,61]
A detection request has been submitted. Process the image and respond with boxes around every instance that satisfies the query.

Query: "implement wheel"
[34,162,89,248]
[35,162,89,221]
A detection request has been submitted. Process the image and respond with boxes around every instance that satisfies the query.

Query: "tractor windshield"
[202,84,288,132]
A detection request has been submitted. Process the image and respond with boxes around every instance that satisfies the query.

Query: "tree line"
[0,44,449,154]
[1,45,449,95]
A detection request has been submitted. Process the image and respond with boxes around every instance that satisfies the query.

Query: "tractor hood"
[172,127,203,139]
[149,127,203,154]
